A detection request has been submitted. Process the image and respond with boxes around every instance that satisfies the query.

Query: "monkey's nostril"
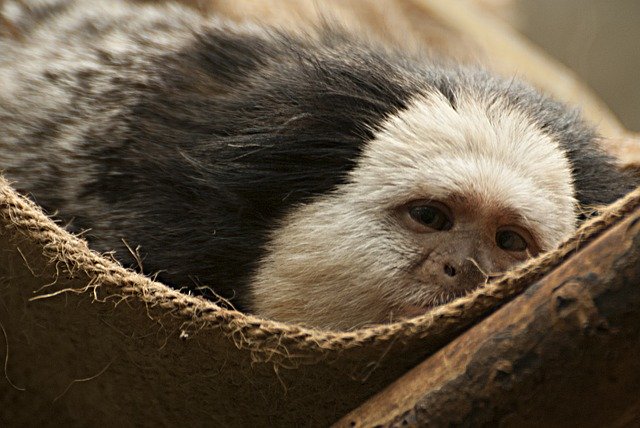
[444,264,456,277]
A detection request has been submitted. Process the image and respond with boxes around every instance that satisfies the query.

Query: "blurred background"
[495,0,640,132]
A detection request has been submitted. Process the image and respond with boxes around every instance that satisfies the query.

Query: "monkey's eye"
[496,230,528,252]
[409,205,452,231]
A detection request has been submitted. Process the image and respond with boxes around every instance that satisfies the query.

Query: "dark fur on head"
[0,0,635,318]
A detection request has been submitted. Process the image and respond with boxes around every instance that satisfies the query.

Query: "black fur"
[0,1,636,308]
[85,32,418,301]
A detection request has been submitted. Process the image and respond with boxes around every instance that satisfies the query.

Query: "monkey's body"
[0,0,635,329]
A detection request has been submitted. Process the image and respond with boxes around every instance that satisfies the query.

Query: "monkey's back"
[0,0,416,304]
[0,0,202,213]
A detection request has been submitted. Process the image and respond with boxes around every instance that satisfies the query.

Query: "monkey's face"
[250,92,578,330]
[392,195,541,318]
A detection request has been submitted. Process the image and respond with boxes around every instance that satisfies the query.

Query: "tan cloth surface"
[1,177,639,426]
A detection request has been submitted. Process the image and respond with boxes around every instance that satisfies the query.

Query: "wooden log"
[335,206,640,427]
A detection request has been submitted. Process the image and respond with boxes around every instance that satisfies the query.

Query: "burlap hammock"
[2,0,640,427]
[1,173,639,427]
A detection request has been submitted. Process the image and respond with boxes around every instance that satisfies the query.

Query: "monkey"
[0,0,636,330]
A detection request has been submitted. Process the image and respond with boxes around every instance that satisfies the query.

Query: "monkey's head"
[163,31,632,331]
[249,88,584,330]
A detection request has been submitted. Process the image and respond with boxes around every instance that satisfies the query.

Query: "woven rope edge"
[1,175,639,357]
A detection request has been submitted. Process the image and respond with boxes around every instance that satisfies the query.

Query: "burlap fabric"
[1,173,639,426]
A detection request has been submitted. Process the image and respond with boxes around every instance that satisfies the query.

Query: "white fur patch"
[355,92,577,248]
[250,91,577,330]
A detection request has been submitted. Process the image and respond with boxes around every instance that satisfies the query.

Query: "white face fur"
[249,91,577,330]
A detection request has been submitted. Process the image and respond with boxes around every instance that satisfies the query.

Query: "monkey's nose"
[440,259,485,293]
